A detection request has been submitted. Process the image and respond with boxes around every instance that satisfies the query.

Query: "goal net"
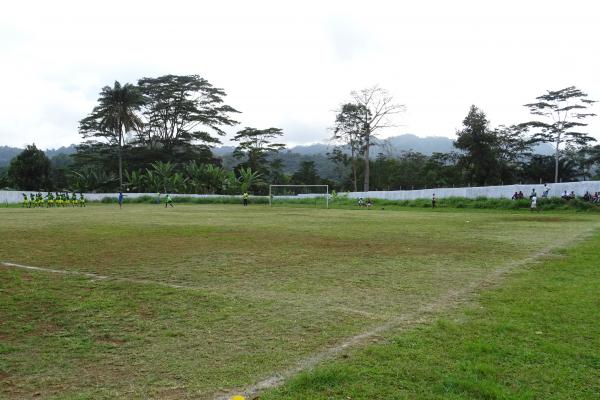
[269,185,329,208]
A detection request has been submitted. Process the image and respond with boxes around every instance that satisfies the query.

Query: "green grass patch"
[0,205,598,398]
[262,229,600,399]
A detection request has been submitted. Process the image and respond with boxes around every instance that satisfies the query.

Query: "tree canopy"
[137,75,240,150]
[8,144,51,190]
[521,86,597,182]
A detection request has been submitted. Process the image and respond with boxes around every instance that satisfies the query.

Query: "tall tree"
[137,75,239,151]
[493,125,534,184]
[521,86,597,183]
[7,144,51,190]
[331,103,366,192]
[79,81,145,190]
[349,86,405,191]
[232,127,285,174]
[291,161,321,185]
[454,105,500,186]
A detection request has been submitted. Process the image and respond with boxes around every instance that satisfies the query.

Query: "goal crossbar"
[269,185,329,208]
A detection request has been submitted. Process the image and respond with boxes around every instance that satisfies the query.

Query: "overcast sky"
[0,0,598,149]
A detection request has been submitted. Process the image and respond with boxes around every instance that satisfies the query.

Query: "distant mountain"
[218,134,458,157]
[281,133,554,157]
[0,146,21,167]
[0,145,77,167]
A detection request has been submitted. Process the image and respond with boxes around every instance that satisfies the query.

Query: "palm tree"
[80,81,145,191]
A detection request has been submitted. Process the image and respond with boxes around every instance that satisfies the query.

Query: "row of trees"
[2,143,331,193]
[2,75,597,193]
[330,86,597,190]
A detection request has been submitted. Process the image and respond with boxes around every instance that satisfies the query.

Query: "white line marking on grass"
[0,261,193,291]
[212,227,600,400]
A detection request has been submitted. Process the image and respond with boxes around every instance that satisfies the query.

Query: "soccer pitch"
[1,204,598,399]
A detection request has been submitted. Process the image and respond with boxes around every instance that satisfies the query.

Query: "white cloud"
[0,0,598,149]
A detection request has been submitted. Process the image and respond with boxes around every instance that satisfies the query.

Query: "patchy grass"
[0,204,599,399]
[262,230,600,400]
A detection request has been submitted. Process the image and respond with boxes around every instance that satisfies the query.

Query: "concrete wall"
[2,181,600,204]
[343,181,600,200]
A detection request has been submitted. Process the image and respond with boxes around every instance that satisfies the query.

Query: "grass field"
[1,204,599,399]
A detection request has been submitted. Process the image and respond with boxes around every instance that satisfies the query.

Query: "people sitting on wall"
[357,197,364,207]
[583,191,592,201]
[511,191,519,200]
[542,184,550,198]
[518,191,524,199]
[561,190,570,200]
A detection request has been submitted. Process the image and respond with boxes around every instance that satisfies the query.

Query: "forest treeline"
[1,75,598,194]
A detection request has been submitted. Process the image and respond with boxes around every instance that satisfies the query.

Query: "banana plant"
[124,169,146,192]
[237,167,262,194]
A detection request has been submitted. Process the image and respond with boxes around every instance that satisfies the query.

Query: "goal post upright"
[268,184,330,209]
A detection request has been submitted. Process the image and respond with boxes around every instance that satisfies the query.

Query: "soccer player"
[46,192,54,208]
[29,193,35,208]
[432,193,437,208]
[242,192,249,207]
[165,193,174,208]
[22,193,28,208]
[79,193,86,207]
[118,192,124,209]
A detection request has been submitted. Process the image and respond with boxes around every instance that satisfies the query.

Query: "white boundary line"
[0,261,194,291]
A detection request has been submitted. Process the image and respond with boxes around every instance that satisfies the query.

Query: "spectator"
[518,191,524,199]
[511,191,519,200]
[542,184,550,198]
[583,191,592,201]
[530,194,539,212]
[530,188,537,199]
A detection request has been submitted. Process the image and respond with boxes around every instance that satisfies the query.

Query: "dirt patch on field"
[32,322,62,337]
[95,336,127,346]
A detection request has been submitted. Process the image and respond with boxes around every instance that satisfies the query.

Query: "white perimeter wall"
[343,181,600,200]
[2,181,600,204]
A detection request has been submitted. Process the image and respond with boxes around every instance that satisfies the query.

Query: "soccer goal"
[269,185,329,208]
